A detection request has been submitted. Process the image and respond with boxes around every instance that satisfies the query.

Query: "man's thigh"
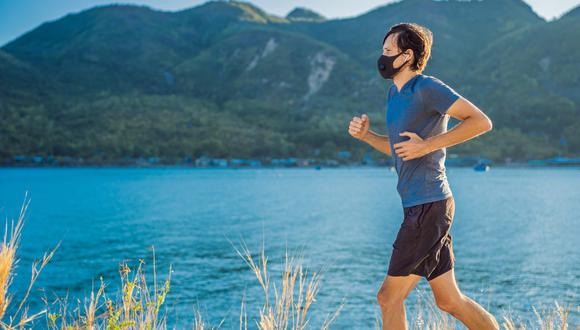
[427,268,463,306]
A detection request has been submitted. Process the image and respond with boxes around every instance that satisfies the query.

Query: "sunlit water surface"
[0,167,578,328]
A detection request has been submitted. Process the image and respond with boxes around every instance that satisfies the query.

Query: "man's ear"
[405,49,414,63]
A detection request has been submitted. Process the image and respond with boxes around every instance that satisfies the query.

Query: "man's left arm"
[394,97,493,161]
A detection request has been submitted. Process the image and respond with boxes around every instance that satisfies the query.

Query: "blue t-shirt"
[386,73,461,207]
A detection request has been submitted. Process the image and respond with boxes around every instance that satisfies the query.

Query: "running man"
[348,23,499,330]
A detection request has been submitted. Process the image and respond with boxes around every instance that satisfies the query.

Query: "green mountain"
[466,4,580,158]
[286,8,326,22]
[0,0,578,164]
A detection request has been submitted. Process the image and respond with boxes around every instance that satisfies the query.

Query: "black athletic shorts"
[387,196,455,281]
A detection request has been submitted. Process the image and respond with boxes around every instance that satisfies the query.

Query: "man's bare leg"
[428,268,499,330]
[376,273,422,330]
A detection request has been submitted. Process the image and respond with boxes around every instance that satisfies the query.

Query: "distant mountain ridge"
[1,0,578,164]
[286,7,326,22]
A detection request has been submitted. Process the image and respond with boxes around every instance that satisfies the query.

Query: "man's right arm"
[362,130,392,156]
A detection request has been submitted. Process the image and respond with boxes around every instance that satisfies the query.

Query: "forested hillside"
[1,0,578,164]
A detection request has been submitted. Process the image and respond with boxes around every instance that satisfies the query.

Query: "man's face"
[382,33,410,71]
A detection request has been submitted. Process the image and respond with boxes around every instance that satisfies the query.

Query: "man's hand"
[393,132,433,161]
[350,115,392,155]
[348,114,370,141]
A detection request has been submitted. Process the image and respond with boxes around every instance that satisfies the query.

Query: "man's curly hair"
[382,22,433,73]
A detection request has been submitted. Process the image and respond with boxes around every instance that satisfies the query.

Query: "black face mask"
[377,52,407,80]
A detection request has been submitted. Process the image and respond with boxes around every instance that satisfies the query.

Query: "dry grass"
[0,194,577,329]
[501,300,574,330]
[375,287,574,330]
[226,238,346,330]
[190,238,346,330]
[45,249,172,329]
[0,192,58,329]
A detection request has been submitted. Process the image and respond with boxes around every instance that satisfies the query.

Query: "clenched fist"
[349,114,370,141]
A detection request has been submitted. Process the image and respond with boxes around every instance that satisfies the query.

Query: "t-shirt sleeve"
[420,77,461,115]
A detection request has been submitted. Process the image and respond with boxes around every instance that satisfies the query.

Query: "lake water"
[0,167,578,328]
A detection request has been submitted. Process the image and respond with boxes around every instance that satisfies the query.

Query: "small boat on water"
[473,162,491,172]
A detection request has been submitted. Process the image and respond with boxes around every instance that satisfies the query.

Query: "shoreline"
[1,164,580,170]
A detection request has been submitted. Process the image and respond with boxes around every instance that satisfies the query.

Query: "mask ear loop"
[395,51,410,70]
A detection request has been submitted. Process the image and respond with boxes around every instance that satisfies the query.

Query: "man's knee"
[376,289,405,311]
[435,294,465,314]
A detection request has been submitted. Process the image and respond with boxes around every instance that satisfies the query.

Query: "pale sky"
[1,0,578,46]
